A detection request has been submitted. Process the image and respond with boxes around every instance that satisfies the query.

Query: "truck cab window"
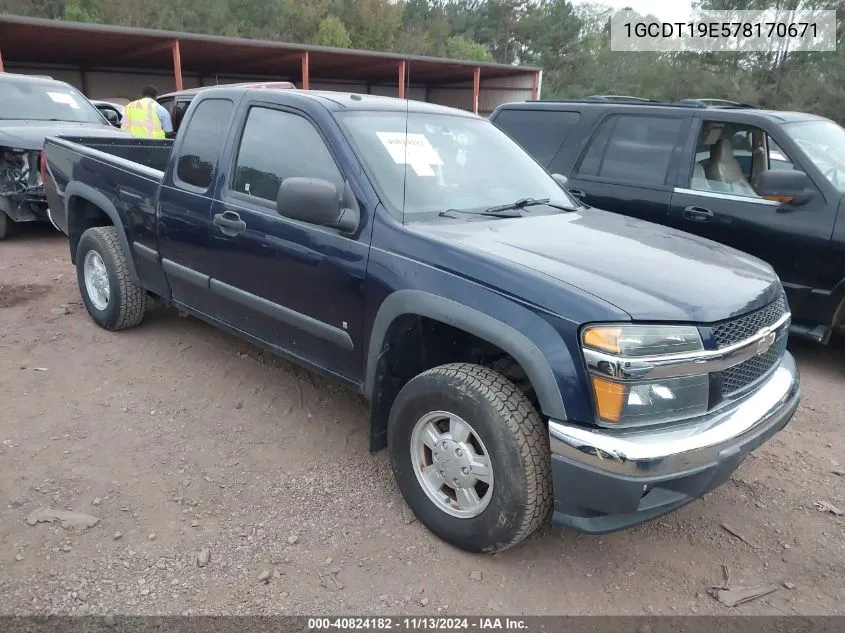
[231,107,343,203]
[157,97,174,117]
[690,122,795,198]
[175,98,234,189]
[172,100,190,133]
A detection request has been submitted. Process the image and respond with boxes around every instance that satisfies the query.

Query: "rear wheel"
[76,226,147,330]
[388,363,552,553]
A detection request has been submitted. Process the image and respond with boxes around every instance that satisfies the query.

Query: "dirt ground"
[1,224,844,617]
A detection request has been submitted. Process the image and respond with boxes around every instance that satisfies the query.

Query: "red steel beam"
[171,39,183,92]
[301,51,310,90]
[472,66,480,114]
[530,71,539,101]
[398,60,406,99]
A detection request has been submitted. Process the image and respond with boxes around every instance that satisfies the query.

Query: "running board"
[789,323,830,344]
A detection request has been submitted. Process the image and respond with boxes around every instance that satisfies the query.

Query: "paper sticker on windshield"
[376,132,442,177]
[47,91,81,109]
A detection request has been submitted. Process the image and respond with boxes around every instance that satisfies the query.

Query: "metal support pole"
[398,60,406,99]
[171,40,183,92]
[301,51,310,90]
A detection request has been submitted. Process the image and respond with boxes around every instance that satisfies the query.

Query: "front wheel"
[388,363,552,553]
[76,226,147,331]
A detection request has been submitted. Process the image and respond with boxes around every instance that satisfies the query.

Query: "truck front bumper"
[548,352,800,534]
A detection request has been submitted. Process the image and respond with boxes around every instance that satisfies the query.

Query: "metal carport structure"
[0,14,541,116]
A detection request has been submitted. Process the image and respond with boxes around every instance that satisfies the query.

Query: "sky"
[571,0,696,22]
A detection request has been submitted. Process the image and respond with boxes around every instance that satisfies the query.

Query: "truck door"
[669,116,834,317]
[562,112,690,226]
[157,97,236,316]
[207,103,371,383]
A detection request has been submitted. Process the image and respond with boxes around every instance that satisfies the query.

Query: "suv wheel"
[388,363,552,553]
[76,226,147,330]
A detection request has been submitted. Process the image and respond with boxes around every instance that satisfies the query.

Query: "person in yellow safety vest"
[121,85,173,139]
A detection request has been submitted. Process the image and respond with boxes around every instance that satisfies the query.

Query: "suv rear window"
[493,109,580,167]
[576,114,683,186]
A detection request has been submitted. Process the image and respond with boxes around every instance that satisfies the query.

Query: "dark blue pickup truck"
[43,86,800,553]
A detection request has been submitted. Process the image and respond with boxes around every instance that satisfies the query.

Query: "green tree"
[444,35,491,61]
[341,0,403,51]
[315,15,351,48]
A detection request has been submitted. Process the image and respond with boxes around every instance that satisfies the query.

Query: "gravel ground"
[1,225,844,616]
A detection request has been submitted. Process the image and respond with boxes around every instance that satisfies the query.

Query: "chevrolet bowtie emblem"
[756,330,776,356]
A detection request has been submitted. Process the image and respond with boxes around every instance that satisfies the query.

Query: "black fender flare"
[65,181,139,284]
[364,289,567,421]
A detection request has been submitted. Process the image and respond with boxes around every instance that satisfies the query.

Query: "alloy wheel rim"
[409,410,494,519]
[83,250,110,311]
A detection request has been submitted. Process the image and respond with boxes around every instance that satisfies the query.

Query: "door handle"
[213,210,246,236]
[683,206,714,222]
[568,188,586,200]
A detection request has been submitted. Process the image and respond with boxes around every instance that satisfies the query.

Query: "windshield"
[336,110,576,221]
[0,81,107,124]
[782,119,845,191]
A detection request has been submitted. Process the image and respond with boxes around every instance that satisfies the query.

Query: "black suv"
[490,95,845,344]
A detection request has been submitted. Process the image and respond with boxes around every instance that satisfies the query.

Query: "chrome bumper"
[549,352,800,478]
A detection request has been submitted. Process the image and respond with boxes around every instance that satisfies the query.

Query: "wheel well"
[368,314,539,452]
[68,197,113,264]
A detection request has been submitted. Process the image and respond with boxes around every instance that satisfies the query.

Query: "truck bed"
[56,136,173,173]
[43,135,172,246]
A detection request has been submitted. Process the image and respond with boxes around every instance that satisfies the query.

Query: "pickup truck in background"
[0,72,125,240]
[43,86,800,553]
[156,81,295,135]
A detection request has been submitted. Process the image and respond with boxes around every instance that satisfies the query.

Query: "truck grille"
[710,292,789,399]
[712,294,788,348]
[720,329,788,396]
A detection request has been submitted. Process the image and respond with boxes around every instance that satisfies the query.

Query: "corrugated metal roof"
[0,14,539,84]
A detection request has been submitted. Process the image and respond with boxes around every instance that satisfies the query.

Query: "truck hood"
[409,208,781,323]
[0,120,125,150]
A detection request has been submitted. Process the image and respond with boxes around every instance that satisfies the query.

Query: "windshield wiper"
[438,208,523,219]
[486,197,580,214]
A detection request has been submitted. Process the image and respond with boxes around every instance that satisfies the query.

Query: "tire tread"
[84,226,146,329]
[415,362,552,552]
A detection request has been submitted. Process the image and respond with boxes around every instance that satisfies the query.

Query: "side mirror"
[552,173,569,189]
[102,110,121,127]
[276,177,360,233]
[756,169,815,208]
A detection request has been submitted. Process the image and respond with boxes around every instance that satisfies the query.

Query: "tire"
[75,226,147,330]
[388,362,552,553]
[0,211,8,240]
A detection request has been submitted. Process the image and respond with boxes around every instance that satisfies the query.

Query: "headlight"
[582,324,709,427]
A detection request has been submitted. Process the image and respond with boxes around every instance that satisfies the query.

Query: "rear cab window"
[172,100,191,133]
[575,114,685,187]
[493,109,581,167]
[174,98,234,191]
